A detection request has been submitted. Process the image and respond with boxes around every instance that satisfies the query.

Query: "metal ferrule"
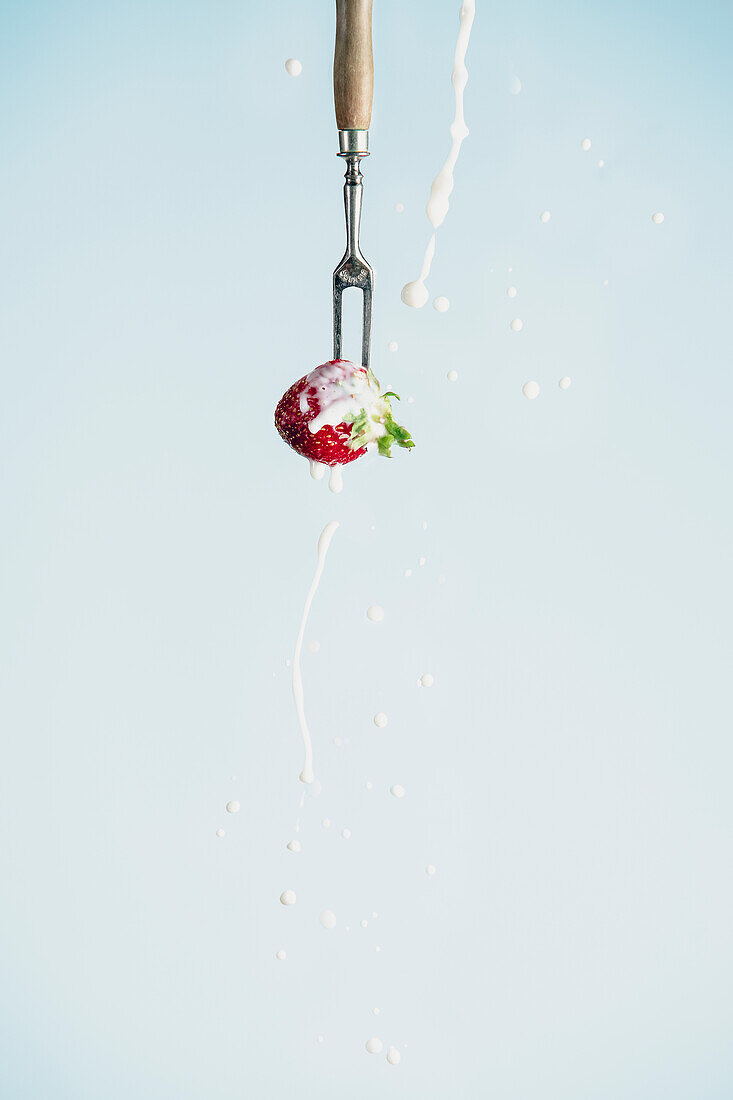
[338,129,370,157]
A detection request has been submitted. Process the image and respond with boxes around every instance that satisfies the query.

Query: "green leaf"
[382,391,401,401]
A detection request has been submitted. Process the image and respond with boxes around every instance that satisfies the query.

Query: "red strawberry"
[275,359,414,467]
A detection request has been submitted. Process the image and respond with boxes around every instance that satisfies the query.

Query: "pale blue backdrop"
[1,1,732,1097]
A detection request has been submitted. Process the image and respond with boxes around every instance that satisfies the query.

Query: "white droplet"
[285,58,302,77]
[333,736,343,747]
[581,137,591,151]
[404,568,412,577]
[328,465,343,494]
[317,1034,324,1044]
[418,556,426,566]
[509,74,522,95]
[280,890,296,906]
[360,919,368,928]
[597,159,605,168]
[507,286,517,298]
[652,211,664,224]
[322,818,331,829]
[388,340,399,352]
[373,1007,380,1015]
[374,712,388,728]
[401,280,429,309]
[386,1046,401,1065]
[540,210,551,223]
[319,909,337,930]
[372,912,378,919]
[447,369,459,382]
[602,279,609,286]
[365,781,373,790]
[394,202,404,213]
[421,520,428,530]
[559,376,571,390]
[426,864,436,876]
[433,295,450,313]
[341,828,351,839]
[420,673,435,688]
[307,640,320,654]
[390,784,406,798]
[276,949,287,960]
[226,800,240,814]
[407,396,415,404]
[309,460,326,481]
[366,605,384,622]
[216,828,225,838]
[522,380,540,400]
[510,318,523,332]
[375,945,381,953]
[286,840,301,853]
[366,1037,383,1055]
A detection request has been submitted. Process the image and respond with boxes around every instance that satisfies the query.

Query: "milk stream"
[401,0,476,308]
[292,521,339,783]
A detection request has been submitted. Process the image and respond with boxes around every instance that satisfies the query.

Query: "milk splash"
[292,521,339,783]
[401,0,476,308]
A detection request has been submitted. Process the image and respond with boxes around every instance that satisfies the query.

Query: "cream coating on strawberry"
[275,359,414,468]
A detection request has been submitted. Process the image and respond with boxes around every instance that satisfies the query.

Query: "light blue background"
[1,1,732,1097]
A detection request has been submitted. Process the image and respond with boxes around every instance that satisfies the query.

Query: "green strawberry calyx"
[341,369,415,458]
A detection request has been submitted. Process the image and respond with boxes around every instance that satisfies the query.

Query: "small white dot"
[418,556,426,566]
[373,1007,380,1015]
[426,864,436,876]
[280,890,296,906]
[286,840,301,853]
[366,1037,383,1055]
[447,369,459,382]
[509,75,522,95]
[333,736,343,747]
[226,800,240,814]
[374,712,388,728]
[597,159,604,167]
[361,919,368,928]
[407,396,415,404]
[365,781,373,790]
[394,202,404,213]
[366,605,384,622]
[372,912,378,919]
[341,828,351,839]
[276,949,287,960]
[581,137,591,151]
[507,286,517,298]
[319,909,337,930]
[216,828,225,838]
[317,1034,324,1043]
[652,211,665,224]
[390,784,406,799]
[388,340,399,352]
[285,58,302,77]
[433,296,450,313]
[321,818,331,829]
[510,318,523,332]
[540,210,551,223]
[375,945,381,953]
[386,1046,401,1065]
[602,279,609,286]
[559,376,571,390]
[419,673,435,688]
[404,568,412,577]
[421,521,428,530]
[522,380,540,400]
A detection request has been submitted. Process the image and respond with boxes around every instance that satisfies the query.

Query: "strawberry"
[275,359,414,467]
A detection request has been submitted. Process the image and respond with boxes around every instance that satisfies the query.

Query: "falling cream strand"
[292,521,339,783]
[401,0,476,308]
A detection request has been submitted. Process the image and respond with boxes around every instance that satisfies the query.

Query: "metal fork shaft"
[333,151,373,370]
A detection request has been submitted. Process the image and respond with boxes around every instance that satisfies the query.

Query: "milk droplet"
[401,280,429,309]
[309,460,326,481]
[387,1046,401,1065]
[375,945,381,952]
[374,712,388,728]
[226,800,240,814]
[366,605,384,622]
[373,1007,380,1015]
[404,568,412,577]
[597,159,605,167]
[522,380,540,400]
[361,919,368,928]
[540,210,551,223]
[276,949,287,960]
[418,556,426,566]
[216,828,225,838]
[285,58,302,77]
[319,909,337,930]
[317,1035,324,1043]
[433,296,450,313]
[341,828,351,839]
[407,396,415,404]
[333,736,343,747]
[388,340,399,352]
[602,279,609,286]
[652,211,664,224]
[422,520,428,530]
[328,465,343,494]
[447,369,459,382]
[390,784,406,798]
[286,840,301,853]
[426,864,436,876]
[507,286,517,298]
[559,376,571,390]
[420,673,435,688]
[372,912,378,919]
[510,318,523,332]
[581,137,591,151]
[280,890,296,906]
[322,818,331,829]
[365,781,373,790]
[509,74,522,95]
[366,1038,383,1055]
[394,202,404,213]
